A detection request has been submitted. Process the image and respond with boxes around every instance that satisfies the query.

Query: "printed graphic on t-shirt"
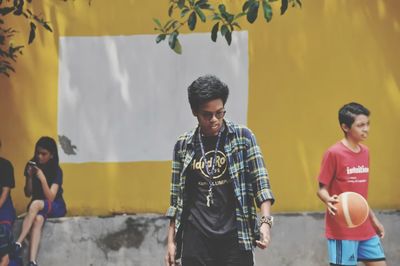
[345,165,368,184]
[191,150,228,186]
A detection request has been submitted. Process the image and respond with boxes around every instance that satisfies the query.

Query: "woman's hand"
[27,165,36,177]
[34,167,46,182]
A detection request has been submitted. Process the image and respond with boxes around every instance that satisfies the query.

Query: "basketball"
[334,192,369,228]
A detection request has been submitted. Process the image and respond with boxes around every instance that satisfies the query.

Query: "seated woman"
[14,136,67,266]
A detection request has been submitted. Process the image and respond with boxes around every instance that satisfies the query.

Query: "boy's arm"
[0,187,11,209]
[317,183,339,215]
[369,209,385,238]
[165,219,177,266]
[256,200,272,250]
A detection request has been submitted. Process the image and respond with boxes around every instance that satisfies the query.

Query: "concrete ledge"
[12,211,400,266]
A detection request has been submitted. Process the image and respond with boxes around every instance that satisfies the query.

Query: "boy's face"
[193,98,225,136]
[342,114,370,142]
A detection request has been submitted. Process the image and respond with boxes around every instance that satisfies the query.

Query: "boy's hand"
[165,242,177,266]
[372,218,385,238]
[326,195,339,216]
[256,223,271,249]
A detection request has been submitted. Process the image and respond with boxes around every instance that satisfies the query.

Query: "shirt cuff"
[165,206,177,218]
[256,189,275,207]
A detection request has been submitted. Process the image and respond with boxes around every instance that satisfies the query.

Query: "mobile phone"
[28,161,37,167]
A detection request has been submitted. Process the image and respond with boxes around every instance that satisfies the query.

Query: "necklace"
[198,127,223,207]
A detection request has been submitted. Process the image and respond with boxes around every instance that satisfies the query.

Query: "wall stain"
[96,217,149,257]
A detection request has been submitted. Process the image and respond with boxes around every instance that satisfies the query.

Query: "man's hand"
[256,223,271,249]
[165,241,177,266]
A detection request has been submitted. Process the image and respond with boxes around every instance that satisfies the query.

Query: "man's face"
[343,114,370,142]
[193,99,225,136]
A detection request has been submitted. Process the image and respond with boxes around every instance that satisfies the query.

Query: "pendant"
[206,187,214,207]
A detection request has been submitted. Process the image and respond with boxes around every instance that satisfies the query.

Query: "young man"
[317,102,386,266]
[0,140,17,266]
[165,75,275,266]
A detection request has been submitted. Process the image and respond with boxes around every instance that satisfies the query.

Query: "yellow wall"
[0,0,399,215]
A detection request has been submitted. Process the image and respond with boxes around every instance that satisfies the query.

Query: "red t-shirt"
[318,141,375,240]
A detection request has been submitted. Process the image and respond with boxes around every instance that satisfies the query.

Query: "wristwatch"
[259,215,274,228]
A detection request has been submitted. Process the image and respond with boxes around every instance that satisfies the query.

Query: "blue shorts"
[37,199,66,219]
[0,223,13,258]
[328,236,386,265]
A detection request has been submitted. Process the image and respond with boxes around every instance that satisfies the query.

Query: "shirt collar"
[186,119,235,146]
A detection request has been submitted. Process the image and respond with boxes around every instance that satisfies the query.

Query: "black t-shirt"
[0,157,15,190]
[185,128,236,237]
[24,163,64,201]
[0,157,15,221]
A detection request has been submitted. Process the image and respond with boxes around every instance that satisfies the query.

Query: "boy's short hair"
[338,102,370,128]
[188,75,229,112]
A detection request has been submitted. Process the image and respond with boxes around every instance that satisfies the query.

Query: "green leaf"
[195,0,207,5]
[247,1,259,24]
[212,13,222,20]
[234,12,246,20]
[198,3,212,10]
[28,22,36,44]
[262,0,272,22]
[41,21,53,32]
[242,1,251,12]
[194,6,206,22]
[218,4,234,23]
[211,22,219,42]
[156,34,166,43]
[168,5,174,17]
[181,7,190,17]
[232,22,241,29]
[153,18,162,29]
[188,11,197,31]
[296,0,302,7]
[0,7,15,16]
[218,4,226,15]
[13,0,24,16]
[168,32,178,49]
[173,38,182,54]
[225,30,232,45]
[221,24,228,36]
[281,0,288,15]
[177,0,185,9]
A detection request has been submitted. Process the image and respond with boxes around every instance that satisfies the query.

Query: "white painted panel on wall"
[58,32,248,163]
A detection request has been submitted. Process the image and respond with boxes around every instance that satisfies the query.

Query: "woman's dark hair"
[188,75,229,112]
[32,136,60,178]
[338,102,370,128]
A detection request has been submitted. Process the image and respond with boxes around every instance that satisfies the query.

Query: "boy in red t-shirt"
[317,102,386,266]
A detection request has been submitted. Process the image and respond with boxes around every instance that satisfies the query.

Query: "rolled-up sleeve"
[245,130,275,207]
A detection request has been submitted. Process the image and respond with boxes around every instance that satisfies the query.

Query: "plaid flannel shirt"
[166,119,275,252]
